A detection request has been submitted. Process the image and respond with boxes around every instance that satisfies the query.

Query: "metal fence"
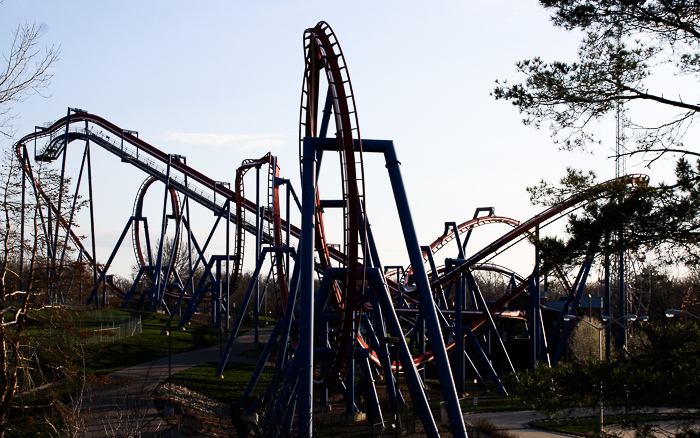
[79,312,142,344]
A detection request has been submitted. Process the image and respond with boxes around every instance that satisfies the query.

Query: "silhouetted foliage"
[528,160,700,271]
[510,322,700,418]
[494,1,700,158]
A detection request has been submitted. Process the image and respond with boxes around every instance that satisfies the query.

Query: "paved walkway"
[605,414,695,438]
[78,326,274,438]
[77,326,697,438]
[465,409,697,437]
[465,411,567,437]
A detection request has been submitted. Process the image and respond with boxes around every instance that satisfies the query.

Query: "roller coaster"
[13,21,649,438]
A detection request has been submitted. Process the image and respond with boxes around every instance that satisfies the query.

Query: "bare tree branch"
[0,19,59,138]
[494,1,700,157]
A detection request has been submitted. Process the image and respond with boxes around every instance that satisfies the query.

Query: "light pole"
[380,336,400,436]
[563,313,647,435]
[665,309,700,321]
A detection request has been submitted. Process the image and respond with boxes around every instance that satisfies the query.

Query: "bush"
[468,418,520,438]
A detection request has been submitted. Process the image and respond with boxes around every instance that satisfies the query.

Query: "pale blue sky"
[1,1,674,278]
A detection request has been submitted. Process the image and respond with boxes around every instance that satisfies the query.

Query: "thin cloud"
[165,132,285,150]
[239,138,286,151]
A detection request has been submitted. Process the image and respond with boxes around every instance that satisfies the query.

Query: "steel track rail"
[388,215,521,283]
[406,174,649,367]
[231,153,288,308]
[15,115,291,242]
[431,174,649,290]
[13,114,332,299]
[301,21,367,387]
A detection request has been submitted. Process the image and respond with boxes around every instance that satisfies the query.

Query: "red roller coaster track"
[300,21,369,387]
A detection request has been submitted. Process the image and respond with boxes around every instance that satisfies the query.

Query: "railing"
[84,127,226,212]
[79,313,142,344]
[38,126,229,214]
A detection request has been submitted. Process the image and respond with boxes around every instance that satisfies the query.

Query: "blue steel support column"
[320,319,329,407]
[464,350,488,391]
[421,246,438,281]
[367,269,438,436]
[216,248,293,375]
[273,250,302,379]
[220,248,296,382]
[618,251,626,355]
[142,219,154,267]
[240,320,283,403]
[269,354,299,430]
[455,268,464,396]
[464,271,516,375]
[163,192,187,313]
[285,181,291,276]
[86,219,134,306]
[298,138,317,438]
[86,134,98,301]
[19,149,26,293]
[547,265,586,351]
[446,222,466,259]
[254,168,261,344]
[422,247,448,309]
[361,314,402,408]
[417,248,428,383]
[552,260,594,365]
[531,225,541,369]
[461,207,495,254]
[151,155,174,311]
[535,227,550,366]
[177,257,215,328]
[358,354,383,426]
[225,199,231,333]
[381,143,466,438]
[444,257,465,389]
[345,359,355,414]
[418,314,425,382]
[538,306,551,367]
[604,251,611,359]
[172,211,227,327]
[214,260,222,328]
[22,145,51,268]
[52,108,72,281]
[465,327,507,395]
[57,145,90,282]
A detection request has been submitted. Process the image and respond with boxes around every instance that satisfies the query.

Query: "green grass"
[536,417,601,436]
[460,396,526,412]
[82,309,221,374]
[1,308,223,437]
[5,416,58,438]
[6,378,84,438]
[428,395,525,420]
[170,362,274,403]
[537,414,695,436]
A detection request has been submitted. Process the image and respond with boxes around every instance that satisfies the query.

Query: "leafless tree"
[0,3,59,138]
[0,6,69,436]
[473,269,510,303]
[568,316,605,365]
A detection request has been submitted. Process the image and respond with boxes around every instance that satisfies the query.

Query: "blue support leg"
[368,269,439,437]
[465,327,507,395]
[240,320,282,404]
[359,354,383,427]
[297,138,317,437]
[381,143,466,437]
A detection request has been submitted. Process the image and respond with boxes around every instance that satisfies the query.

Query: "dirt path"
[77,326,273,437]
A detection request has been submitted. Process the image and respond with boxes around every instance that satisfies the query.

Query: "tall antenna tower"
[615,102,626,178]
[614,15,627,179]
